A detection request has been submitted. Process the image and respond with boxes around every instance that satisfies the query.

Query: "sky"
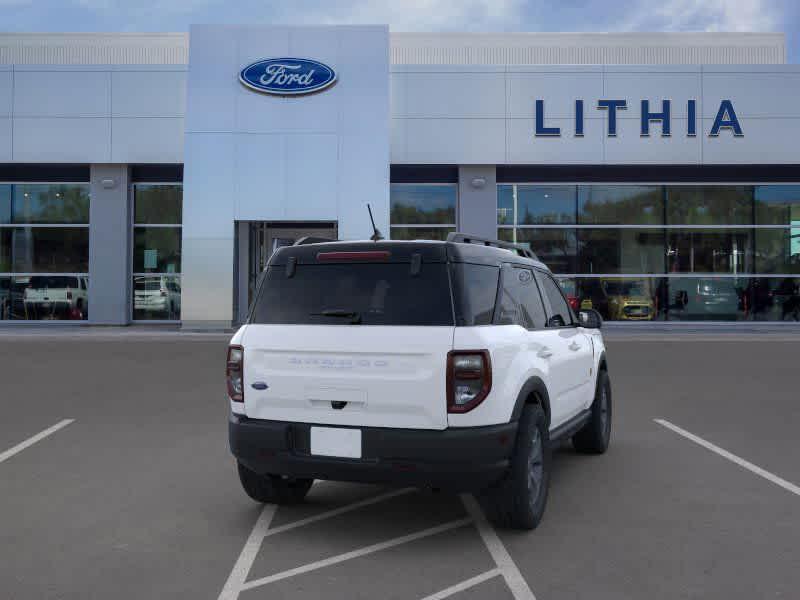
[0,0,797,62]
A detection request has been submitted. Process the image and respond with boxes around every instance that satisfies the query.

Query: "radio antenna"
[367,204,384,241]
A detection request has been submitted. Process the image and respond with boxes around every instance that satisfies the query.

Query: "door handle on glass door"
[537,347,553,358]
[568,341,581,351]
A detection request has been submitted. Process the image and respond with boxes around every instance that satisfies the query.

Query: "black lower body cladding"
[229,414,518,491]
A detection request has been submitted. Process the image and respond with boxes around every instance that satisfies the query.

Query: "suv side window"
[496,265,546,329]
[538,272,574,327]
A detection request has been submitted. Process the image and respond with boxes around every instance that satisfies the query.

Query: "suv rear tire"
[478,404,550,530]
[572,370,612,454]
[237,462,313,504]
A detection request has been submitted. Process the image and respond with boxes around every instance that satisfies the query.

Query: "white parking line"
[240,517,473,592]
[655,418,800,497]
[217,503,277,600]
[460,494,537,600]
[419,568,501,600]
[217,487,414,600]
[262,487,414,538]
[0,419,75,465]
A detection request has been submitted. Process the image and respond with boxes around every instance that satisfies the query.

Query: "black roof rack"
[293,236,336,246]
[446,232,539,261]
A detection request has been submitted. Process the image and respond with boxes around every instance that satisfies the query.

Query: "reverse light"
[447,350,492,413]
[226,345,244,402]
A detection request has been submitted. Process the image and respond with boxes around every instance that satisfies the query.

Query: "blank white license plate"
[310,427,362,459]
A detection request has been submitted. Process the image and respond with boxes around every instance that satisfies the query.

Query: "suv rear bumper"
[229,414,517,491]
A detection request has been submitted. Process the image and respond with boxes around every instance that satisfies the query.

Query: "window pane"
[667,277,748,321]
[747,277,800,321]
[755,185,800,225]
[666,186,752,225]
[574,277,666,321]
[134,184,183,225]
[390,227,454,241]
[452,263,499,326]
[1,228,89,273]
[252,263,454,326]
[390,184,456,225]
[0,275,88,321]
[499,228,577,274]
[666,229,753,274]
[578,185,663,225]
[539,272,573,325]
[0,185,10,223]
[755,228,800,274]
[497,185,514,225]
[133,227,181,273]
[516,185,575,225]
[578,229,665,274]
[133,275,181,320]
[4,184,90,224]
[496,266,546,329]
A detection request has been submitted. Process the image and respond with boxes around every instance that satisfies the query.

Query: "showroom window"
[497,184,800,321]
[390,183,457,241]
[0,183,90,321]
[132,184,182,321]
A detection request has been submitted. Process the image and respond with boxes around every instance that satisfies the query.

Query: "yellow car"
[601,279,655,321]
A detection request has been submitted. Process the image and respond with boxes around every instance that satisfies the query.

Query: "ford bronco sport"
[227,233,611,530]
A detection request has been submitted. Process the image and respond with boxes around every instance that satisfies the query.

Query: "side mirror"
[546,314,566,328]
[578,309,603,329]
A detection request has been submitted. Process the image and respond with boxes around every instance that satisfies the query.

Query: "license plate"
[310,427,361,459]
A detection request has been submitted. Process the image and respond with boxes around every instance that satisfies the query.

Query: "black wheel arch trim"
[510,377,552,427]
[598,350,608,372]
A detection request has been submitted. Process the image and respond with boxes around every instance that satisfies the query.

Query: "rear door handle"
[537,347,553,359]
[568,341,581,351]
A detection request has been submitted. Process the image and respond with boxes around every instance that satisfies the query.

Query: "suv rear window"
[251,263,454,326]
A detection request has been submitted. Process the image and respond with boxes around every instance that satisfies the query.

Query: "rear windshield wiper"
[310,309,362,324]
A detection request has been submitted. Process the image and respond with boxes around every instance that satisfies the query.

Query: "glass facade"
[0,183,90,321]
[389,183,457,240]
[499,184,800,321]
[132,184,182,320]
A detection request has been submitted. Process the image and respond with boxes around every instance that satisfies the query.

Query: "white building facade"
[0,28,798,326]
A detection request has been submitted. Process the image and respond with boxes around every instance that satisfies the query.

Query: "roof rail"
[446,232,539,260]
[293,236,336,246]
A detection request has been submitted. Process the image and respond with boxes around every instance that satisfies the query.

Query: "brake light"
[447,350,492,413]
[317,251,390,262]
[226,345,244,402]
[567,295,579,311]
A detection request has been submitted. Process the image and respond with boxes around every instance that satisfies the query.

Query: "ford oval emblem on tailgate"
[239,58,337,96]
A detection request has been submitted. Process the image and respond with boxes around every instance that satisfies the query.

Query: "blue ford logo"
[239,58,337,96]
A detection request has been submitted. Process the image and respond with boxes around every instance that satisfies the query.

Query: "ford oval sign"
[239,58,337,96]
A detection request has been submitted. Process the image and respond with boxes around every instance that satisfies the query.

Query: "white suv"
[227,234,611,530]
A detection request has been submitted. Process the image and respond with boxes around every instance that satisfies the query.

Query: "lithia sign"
[535,99,743,138]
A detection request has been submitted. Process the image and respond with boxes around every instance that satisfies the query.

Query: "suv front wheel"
[478,404,550,530]
[237,462,313,505]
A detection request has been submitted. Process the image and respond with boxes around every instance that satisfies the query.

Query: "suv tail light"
[447,350,492,413]
[226,345,244,402]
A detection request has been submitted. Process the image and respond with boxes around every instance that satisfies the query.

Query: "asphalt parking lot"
[1,329,799,599]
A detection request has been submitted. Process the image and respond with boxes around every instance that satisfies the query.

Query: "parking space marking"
[460,494,537,600]
[0,419,75,465]
[655,419,800,497]
[262,487,414,538]
[419,568,501,600]
[218,503,278,600]
[239,517,473,592]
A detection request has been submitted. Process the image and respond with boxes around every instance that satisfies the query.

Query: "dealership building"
[0,27,798,327]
